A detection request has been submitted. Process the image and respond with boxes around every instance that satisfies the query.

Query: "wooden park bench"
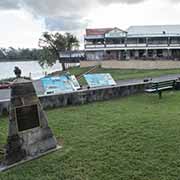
[145,80,177,99]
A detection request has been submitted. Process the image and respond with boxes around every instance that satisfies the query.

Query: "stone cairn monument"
[0,67,59,171]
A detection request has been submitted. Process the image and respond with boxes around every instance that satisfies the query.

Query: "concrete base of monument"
[0,145,62,172]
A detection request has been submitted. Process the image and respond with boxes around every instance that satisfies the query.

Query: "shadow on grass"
[0,146,4,163]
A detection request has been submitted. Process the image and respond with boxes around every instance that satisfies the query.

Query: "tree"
[0,48,6,59]
[38,32,79,71]
[0,47,41,61]
[6,47,19,59]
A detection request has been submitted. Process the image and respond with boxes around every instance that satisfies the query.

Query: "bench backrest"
[149,80,176,90]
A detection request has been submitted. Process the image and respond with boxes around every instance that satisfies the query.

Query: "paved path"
[1,74,180,102]
[116,74,180,86]
[0,89,10,102]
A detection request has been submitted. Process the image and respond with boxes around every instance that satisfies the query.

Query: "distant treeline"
[0,47,42,61]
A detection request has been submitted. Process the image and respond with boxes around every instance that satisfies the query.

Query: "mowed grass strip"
[68,67,180,85]
[1,91,180,179]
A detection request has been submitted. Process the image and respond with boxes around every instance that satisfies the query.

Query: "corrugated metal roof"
[85,35,104,39]
[85,25,180,38]
[127,25,180,36]
[86,28,114,36]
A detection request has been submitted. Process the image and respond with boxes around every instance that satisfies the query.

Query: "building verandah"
[85,49,180,61]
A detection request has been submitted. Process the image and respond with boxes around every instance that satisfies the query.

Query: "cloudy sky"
[0,0,180,48]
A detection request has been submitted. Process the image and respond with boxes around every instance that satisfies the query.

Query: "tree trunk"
[61,62,66,71]
[58,53,66,71]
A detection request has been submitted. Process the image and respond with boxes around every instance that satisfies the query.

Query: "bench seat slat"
[158,83,174,87]
[145,86,173,92]
[145,89,157,93]
[157,86,173,90]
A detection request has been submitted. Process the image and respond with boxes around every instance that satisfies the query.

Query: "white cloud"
[88,0,180,30]
[0,10,44,48]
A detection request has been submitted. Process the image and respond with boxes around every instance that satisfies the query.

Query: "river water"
[0,60,78,80]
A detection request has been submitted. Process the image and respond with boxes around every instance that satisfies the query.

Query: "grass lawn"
[1,91,180,179]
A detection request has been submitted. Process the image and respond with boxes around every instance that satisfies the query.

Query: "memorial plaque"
[16,104,40,132]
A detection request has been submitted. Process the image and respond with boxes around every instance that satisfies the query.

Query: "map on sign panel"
[41,74,80,95]
[84,73,116,88]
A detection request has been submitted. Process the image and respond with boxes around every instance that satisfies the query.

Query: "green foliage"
[38,48,57,67]
[1,92,180,179]
[0,48,6,59]
[0,47,41,61]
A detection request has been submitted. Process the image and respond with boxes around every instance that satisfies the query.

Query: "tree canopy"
[38,32,79,71]
[0,47,41,61]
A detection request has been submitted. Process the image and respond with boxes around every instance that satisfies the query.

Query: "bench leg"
[158,91,162,99]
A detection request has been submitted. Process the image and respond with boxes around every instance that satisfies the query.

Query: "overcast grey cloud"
[0,0,20,10]
[0,0,93,30]
[0,0,143,12]
[45,16,89,31]
[0,0,179,31]
[99,0,144,4]
[0,0,179,12]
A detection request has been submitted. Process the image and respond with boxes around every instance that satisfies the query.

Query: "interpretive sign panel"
[84,73,116,88]
[41,75,80,95]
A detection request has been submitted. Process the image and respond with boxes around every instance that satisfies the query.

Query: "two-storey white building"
[84,25,180,60]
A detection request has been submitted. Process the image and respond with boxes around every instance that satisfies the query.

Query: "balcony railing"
[169,44,180,47]
[106,44,125,48]
[85,44,105,49]
[127,44,146,47]
[148,44,168,47]
[85,43,180,50]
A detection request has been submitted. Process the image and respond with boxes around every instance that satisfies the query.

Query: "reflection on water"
[0,60,78,80]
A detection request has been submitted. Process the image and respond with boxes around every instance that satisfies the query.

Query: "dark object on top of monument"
[14,66,21,78]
